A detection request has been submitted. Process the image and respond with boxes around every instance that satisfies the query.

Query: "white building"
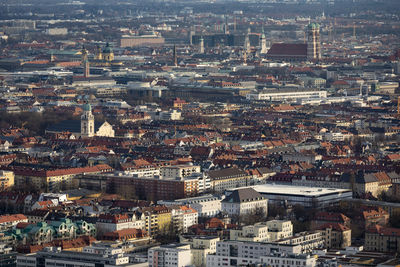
[246,89,327,102]
[221,188,268,216]
[226,184,352,208]
[171,206,198,233]
[96,214,144,236]
[206,240,302,267]
[260,253,317,267]
[181,236,220,267]
[267,220,293,241]
[149,109,182,121]
[158,194,222,217]
[230,223,270,242]
[17,243,133,267]
[161,165,201,179]
[148,244,192,267]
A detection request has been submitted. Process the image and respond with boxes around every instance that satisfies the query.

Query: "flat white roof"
[229,184,351,197]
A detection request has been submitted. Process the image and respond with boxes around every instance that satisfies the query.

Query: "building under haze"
[267,23,321,62]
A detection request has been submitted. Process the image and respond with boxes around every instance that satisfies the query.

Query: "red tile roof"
[267,43,307,56]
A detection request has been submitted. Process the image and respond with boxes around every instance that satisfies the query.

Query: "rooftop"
[228,184,352,197]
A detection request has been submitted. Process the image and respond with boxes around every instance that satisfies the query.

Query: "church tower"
[95,45,103,60]
[81,47,90,78]
[307,23,321,60]
[260,27,268,54]
[102,43,114,62]
[81,103,95,138]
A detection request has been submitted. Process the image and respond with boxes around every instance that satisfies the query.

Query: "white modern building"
[246,89,327,102]
[206,240,302,267]
[148,244,192,267]
[17,243,135,267]
[226,184,352,208]
[260,253,317,267]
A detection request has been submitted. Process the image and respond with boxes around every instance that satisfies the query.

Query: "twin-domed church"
[46,104,115,138]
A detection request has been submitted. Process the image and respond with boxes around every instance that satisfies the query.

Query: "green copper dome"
[82,103,91,112]
[102,43,113,54]
[308,23,320,29]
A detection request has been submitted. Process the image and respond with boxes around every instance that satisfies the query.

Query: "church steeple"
[81,103,95,138]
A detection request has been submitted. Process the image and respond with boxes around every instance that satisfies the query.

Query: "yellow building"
[143,206,172,237]
[0,170,14,190]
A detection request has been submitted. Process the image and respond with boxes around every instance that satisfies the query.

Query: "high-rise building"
[307,23,321,60]
[199,36,204,53]
[244,28,251,53]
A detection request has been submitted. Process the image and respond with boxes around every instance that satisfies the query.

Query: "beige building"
[181,236,220,267]
[120,35,165,48]
[267,220,293,241]
[7,164,112,192]
[276,231,324,253]
[355,172,392,198]
[317,223,351,249]
[230,223,270,242]
[365,225,400,253]
[0,170,14,190]
[209,168,252,192]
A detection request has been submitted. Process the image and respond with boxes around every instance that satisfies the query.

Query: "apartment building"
[0,170,14,190]
[161,165,201,179]
[208,168,252,192]
[267,220,294,241]
[365,225,400,253]
[221,188,268,216]
[180,236,220,267]
[17,243,131,267]
[275,231,325,253]
[206,240,302,267]
[148,244,192,267]
[159,194,222,217]
[230,223,270,242]
[260,253,317,267]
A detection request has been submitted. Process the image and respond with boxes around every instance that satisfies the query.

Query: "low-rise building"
[316,223,352,249]
[221,188,268,217]
[0,170,14,190]
[275,231,325,253]
[0,214,28,231]
[180,236,220,267]
[267,220,293,241]
[17,242,133,267]
[260,252,317,267]
[365,225,400,253]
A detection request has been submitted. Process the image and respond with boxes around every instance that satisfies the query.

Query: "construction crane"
[398,96,400,116]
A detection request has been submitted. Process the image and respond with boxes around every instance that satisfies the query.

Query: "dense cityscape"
[0,0,399,266]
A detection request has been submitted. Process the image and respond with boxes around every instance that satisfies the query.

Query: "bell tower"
[81,103,95,138]
[307,23,321,60]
